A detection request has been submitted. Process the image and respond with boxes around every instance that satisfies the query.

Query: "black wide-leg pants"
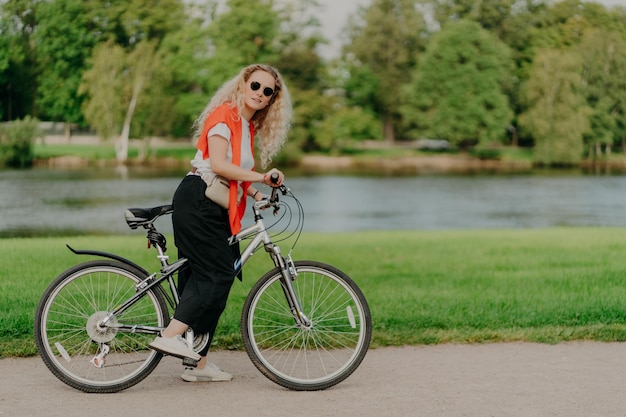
[171,175,237,356]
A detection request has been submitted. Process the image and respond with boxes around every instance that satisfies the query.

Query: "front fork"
[268,245,311,328]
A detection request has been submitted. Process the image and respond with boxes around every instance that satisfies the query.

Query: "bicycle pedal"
[182,357,198,367]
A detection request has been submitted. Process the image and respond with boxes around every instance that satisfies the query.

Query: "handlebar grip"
[270,172,279,184]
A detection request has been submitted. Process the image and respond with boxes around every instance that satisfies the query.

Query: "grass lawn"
[3,228,626,357]
[33,141,194,162]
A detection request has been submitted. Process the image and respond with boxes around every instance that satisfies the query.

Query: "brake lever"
[267,173,288,215]
[269,188,280,215]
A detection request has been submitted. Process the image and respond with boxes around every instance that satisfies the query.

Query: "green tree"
[117,40,161,163]
[495,0,622,146]
[77,0,187,162]
[158,4,216,136]
[80,40,163,163]
[401,19,513,148]
[519,49,591,165]
[84,0,186,48]
[343,0,427,142]
[276,42,324,92]
[286,88,338,153]
[205,0,281,93]
[0,0,39,121]
[0,18,11,120]
[34,0,95,139]
[576,29,626,158]
[130,41,175,160]
[79,41,126,144]
[273,43,332,155]
[432,0,517,36]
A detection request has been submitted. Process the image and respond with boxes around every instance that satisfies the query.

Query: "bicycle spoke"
[243,261,371,391]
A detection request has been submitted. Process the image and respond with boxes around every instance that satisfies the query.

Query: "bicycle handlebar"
[254,173,288,214]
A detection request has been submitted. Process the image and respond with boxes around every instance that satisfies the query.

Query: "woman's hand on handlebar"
[262,168,284,187]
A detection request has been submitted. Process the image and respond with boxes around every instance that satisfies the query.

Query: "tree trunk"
[116,78,143,163]
[64,122,71,142]
[137,137,151,162]
[508,125,518,147]
[383,115,395,143]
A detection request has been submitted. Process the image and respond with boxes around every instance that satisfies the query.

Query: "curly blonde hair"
[192,64,293,169]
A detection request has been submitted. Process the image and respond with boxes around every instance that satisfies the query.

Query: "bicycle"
[34,181,372,393]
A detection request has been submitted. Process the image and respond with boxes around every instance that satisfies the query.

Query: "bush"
[471,146,502,160]
[0,116,41,168]
[313,106,382,152]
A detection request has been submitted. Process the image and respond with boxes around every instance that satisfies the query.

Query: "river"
[1,167,625,236]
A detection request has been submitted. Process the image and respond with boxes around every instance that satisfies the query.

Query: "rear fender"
[66,244,150,276]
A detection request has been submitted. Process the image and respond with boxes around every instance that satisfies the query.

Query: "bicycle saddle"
[124,205,173,229]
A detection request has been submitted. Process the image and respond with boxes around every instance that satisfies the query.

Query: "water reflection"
[294,175,626,232]
[1,167,626,236]
[0,167,184,236]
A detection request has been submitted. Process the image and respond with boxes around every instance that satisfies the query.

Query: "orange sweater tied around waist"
[196,103,255,234]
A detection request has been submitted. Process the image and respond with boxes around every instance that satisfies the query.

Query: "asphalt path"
[2,343,626,417]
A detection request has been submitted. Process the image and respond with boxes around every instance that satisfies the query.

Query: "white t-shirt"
[190,118,254,186]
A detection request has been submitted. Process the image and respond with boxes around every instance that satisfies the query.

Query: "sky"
[314,0,369,58]
[313,0,626,58]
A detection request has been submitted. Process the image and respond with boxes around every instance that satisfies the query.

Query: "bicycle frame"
[70,192,311,338]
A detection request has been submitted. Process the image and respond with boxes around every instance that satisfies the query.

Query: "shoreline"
[34,153,626,175]
[298,154,534,175]
[35,135,626,174]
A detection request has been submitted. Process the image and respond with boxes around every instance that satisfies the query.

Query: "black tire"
[241,261,372,391]
[34,260,169,393]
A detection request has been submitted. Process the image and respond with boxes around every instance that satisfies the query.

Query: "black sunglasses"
[250,81,275,97]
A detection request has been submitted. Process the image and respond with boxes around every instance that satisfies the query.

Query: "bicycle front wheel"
[34,260,169,393]
[241,261,372,391]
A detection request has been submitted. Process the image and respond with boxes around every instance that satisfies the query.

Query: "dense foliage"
[0,0,625,165]
[401,20,513,149]
[0,116,40,167]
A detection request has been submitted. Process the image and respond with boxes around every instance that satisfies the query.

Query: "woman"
[149,64,293,382]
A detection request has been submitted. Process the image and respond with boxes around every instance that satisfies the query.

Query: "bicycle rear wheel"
[241,260,372,391]
[34,260,169,393]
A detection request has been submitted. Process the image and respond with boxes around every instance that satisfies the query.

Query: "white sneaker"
[181,363,233,382]
[148,335,201,361]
